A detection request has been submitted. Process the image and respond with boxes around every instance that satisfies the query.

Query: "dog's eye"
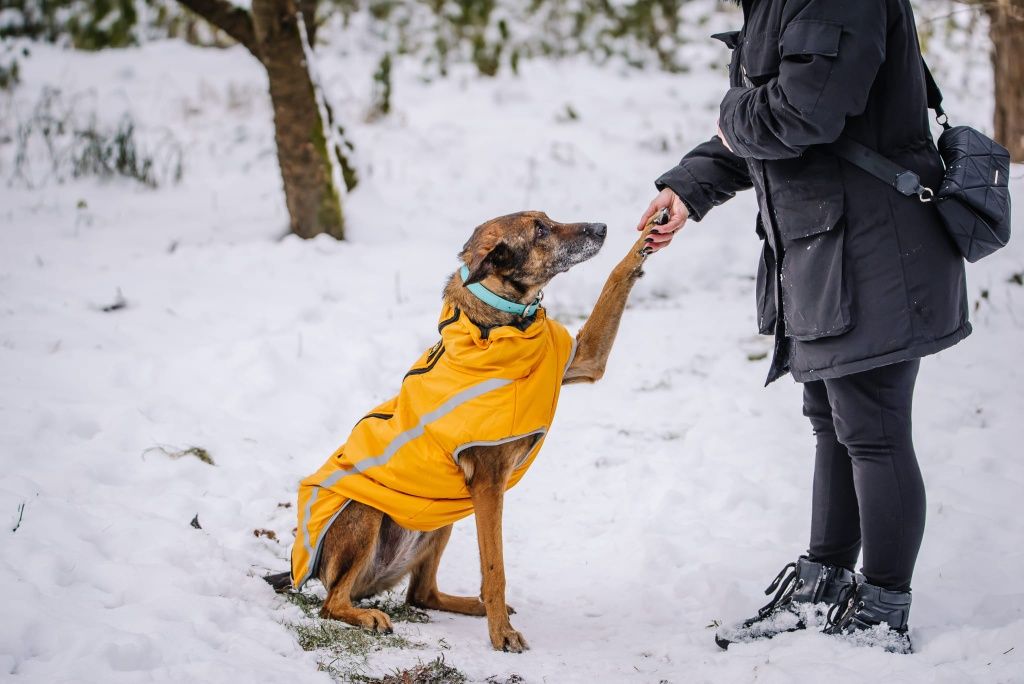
[534,220,549,239]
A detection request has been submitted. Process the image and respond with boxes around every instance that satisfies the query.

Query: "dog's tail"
[263,571,293,593]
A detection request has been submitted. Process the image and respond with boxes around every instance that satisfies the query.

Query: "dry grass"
[349,655,467,684]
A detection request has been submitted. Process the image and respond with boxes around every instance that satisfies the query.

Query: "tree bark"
[299,0,319,45]
[177,0,344,239]
[251,0,344,239]
[986,0,1024,161]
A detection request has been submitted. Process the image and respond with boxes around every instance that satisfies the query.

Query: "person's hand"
[636,188,689,252]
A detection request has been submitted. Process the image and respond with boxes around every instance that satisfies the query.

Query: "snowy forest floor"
[1,15,1023,684]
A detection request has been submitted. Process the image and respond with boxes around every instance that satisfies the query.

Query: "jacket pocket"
[767,152,852,341]
[778,218,853,341]
[767,149,845,239]
[778,19,842,114]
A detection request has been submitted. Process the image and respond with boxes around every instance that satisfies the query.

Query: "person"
[636,0,970,654]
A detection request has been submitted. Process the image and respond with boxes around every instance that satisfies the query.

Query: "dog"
[266,210,661,652]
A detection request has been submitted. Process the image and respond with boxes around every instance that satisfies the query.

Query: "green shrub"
[328,0,710,78]
[1,0,141,49]
[8,87,183,188]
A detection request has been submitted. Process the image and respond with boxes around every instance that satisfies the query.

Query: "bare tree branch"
[177,0,259,58]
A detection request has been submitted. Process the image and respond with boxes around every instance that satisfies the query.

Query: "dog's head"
[460,211,607,292]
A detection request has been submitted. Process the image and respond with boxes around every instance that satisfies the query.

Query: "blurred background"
[0,0,1019,239]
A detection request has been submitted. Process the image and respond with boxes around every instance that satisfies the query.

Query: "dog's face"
[460,211,607,293]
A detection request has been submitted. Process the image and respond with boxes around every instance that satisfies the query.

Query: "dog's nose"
[586,223,608,238]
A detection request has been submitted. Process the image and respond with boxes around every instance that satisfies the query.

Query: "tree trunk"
[251,0,343,239]
[177,0,344,239]
[986,0,1024,161]
[299,0,319,44]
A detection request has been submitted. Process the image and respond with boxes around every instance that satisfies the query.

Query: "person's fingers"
[645,230,675,244]
[645,234,674,252]
[658,214,686,235]
[636,200,661,231]
[643,234,675,254]
[671,196,690,221]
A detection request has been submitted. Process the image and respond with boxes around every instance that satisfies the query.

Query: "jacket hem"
[293,497,353,591]
[451,428,547,466]
[790,321,972,382]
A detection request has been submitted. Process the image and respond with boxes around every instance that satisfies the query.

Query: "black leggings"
[803,359,925,593]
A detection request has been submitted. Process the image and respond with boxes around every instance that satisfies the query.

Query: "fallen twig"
[143,445,215,466]
[11,501,25,533]
[101,288,127,313]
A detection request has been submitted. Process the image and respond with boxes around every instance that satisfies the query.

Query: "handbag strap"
[829,136,934,200]
[828,57,945,202]
[921,59,951,129]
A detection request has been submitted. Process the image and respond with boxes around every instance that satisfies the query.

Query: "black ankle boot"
[715,556,856,649]
[824,580,913,654]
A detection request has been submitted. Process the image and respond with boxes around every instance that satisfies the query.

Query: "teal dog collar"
[459,265,542,317]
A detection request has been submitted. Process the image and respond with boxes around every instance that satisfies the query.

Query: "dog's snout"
[586,223,608,238]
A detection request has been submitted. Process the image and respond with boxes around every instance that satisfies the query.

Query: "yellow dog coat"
[291,303,576,589]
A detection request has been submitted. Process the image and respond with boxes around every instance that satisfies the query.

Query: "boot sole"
[714,624,804,651]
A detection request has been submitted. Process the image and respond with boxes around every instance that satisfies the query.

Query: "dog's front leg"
[460,445,527,653]
[563,226,654,385]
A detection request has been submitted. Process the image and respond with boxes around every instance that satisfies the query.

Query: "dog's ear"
[463,239,516,286]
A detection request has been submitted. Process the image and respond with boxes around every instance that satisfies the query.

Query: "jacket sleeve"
[655,135,753,222]
[718,0,887,160]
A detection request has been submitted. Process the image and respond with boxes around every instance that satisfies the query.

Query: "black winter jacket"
[657,0,970,383]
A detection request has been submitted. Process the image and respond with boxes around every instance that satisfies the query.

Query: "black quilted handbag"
[931,125,1011,261]
[830,62,1011,262]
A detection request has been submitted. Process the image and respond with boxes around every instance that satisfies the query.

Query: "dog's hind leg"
[317,502,393,633]
[406,525,490,617]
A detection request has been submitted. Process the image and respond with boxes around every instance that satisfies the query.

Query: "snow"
[2,20,1023,684]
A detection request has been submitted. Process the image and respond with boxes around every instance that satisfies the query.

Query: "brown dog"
[268,211,658,652]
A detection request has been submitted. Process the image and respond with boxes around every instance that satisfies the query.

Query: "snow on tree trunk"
[295,8,352,225]
[251,0,344,239]
[177,0,345,239]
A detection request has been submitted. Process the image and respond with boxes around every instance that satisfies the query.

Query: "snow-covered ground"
[2,14,1023,683]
